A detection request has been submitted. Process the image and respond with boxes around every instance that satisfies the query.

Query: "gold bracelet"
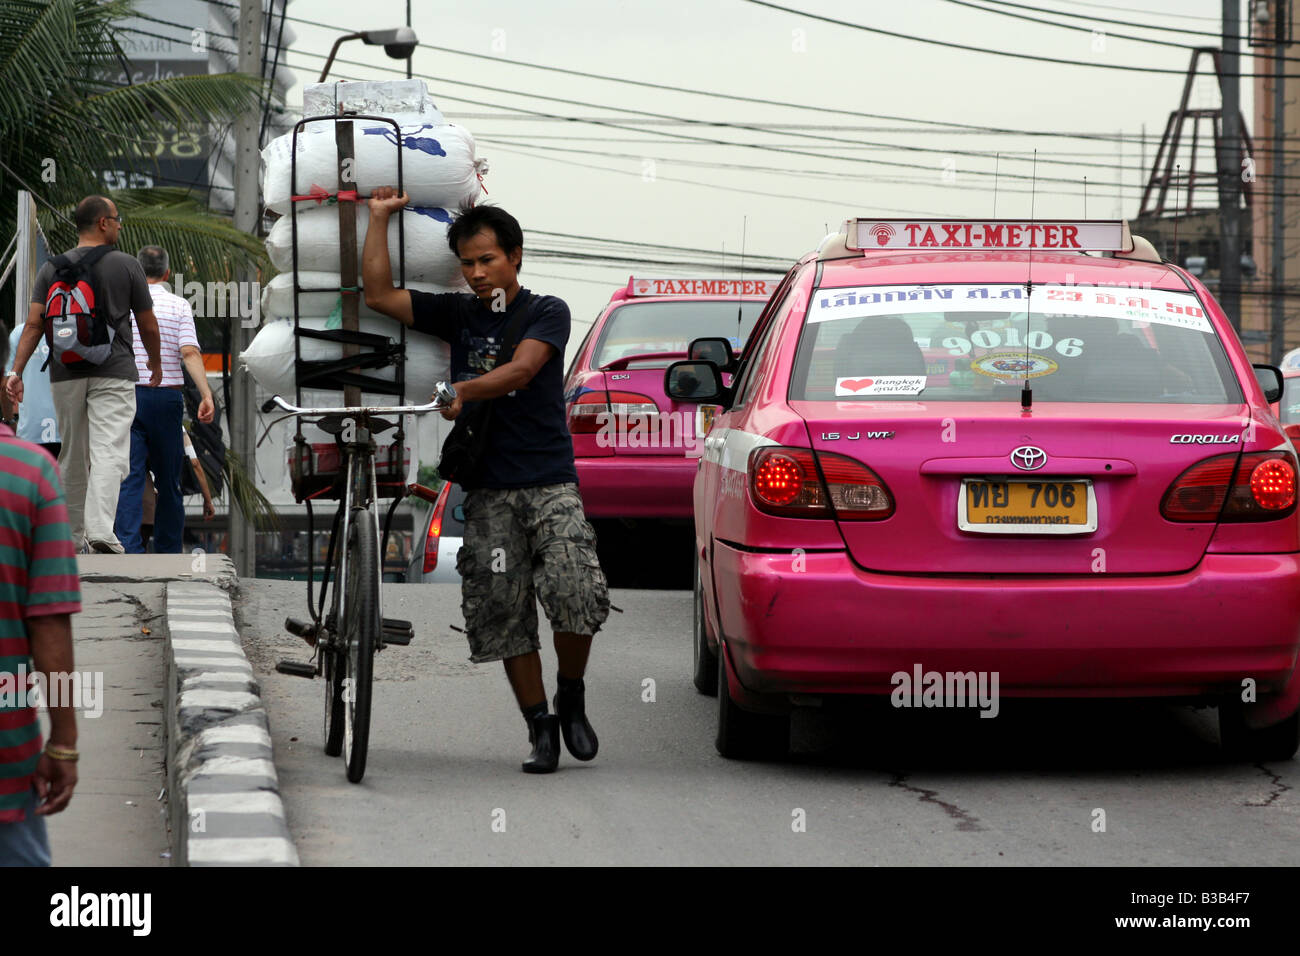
[44,745,79,762]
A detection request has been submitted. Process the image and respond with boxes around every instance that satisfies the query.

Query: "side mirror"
[665,361,725,403]
[1253,364,1283,405]
[688,337,735,371]
[452,504,465,523]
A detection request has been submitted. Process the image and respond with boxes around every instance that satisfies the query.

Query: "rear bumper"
[576,456,698,519]
[712,544,1300,717]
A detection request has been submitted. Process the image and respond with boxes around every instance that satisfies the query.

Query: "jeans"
[51,376,135,550]
[115,387,185,554]
[0,789,51,867]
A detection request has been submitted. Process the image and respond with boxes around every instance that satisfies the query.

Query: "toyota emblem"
[1010,446,1047,471]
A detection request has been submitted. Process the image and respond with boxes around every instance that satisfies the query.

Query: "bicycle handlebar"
[261,386,451,417]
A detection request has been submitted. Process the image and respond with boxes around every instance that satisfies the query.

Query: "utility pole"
[1221,0,1243,332]
[13,192,36,330]
[230,0,263,578]
[1269,0,1290,365]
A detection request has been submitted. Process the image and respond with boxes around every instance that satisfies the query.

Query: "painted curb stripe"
[187,838,298,865]
[166,581,298,867]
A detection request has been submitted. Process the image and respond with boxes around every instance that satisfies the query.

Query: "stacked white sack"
[259,271,456,320]
[261,118,482,216]
[265,204,462,288]
[240,315,451,403]
[302,79,444,120]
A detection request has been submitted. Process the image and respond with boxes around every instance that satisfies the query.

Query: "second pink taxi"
[671,218,1300,762]
[563,277,775,523]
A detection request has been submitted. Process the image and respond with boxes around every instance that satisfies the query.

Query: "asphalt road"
[233,577,1300,866]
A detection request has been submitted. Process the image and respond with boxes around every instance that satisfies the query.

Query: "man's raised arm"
[363,187,414,326]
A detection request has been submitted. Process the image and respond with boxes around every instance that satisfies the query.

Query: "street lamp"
[318,27,419,82]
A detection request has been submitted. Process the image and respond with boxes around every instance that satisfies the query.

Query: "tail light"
[1161,451,1298,522]
[567,390,659,436]
[749,446,894,520]
[423,483,452,573]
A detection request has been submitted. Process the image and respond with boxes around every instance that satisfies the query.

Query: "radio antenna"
[1083,175,1088,218]
[737,216,747,342]
[1023,149,1037,411]
[993,152,1001,218]
[1172,162,1182,264]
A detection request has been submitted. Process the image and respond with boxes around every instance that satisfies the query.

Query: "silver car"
[406,482,466,583]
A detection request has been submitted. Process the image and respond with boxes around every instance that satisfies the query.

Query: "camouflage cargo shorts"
[455,482,611,663]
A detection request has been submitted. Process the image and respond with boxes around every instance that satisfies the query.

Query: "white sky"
[201,1,1268,332]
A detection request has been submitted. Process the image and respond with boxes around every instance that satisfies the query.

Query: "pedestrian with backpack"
[112,245,214,554]
[5,196,162,554]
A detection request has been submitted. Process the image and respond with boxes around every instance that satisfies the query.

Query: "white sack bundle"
[262,119,482,215]
[266,204,462,287]
[260,271,461,320]
[240,316,451,402]
[302,79,444,121]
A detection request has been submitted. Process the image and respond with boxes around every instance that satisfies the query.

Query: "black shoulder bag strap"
[437,292,539,484]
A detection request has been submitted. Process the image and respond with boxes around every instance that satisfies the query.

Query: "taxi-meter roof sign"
[846,219,1131,253]
[626,276,780,297]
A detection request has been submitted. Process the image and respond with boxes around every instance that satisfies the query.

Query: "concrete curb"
[164,580,299,866]
[80,553,239,592]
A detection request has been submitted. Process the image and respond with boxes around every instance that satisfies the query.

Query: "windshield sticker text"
[835,376,926,396]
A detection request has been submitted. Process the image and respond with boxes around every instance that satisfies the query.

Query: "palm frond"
[0,0,79,133]
[223,447,279,532]
[75,72,267,139]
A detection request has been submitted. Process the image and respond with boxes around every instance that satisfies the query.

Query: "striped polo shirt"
[130,282,200,386]
[0,425,81,822]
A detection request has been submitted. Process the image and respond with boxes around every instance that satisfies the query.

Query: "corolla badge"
[1010,445,1047,471]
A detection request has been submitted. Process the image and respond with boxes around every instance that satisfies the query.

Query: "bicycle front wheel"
[341,506,380,782]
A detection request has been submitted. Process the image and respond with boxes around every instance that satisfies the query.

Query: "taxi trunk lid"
[795,402,1251,574]
[599,366,700,457]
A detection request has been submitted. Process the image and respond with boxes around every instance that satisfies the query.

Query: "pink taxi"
[564,277,776,522]
[674,219,1300,761]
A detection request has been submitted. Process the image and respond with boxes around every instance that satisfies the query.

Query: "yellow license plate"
[959,479,1094,533]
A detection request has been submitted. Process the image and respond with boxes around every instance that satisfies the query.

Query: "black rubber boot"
[522,708,560,774]
[554,675,598,761]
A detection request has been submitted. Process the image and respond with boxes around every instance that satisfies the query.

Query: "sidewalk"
[44,577,170,866]
[44,554,240,866]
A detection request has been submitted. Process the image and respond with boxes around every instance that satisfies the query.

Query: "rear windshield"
[441,484,466,535]
[1280,377,1300,424]
[789,283,1240,404]
[591,300,764,369]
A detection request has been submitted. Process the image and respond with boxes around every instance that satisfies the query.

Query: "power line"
[976,0,1243,37]
[741,0,1300,78]
[195,0,1215,146]
[1046,0,1222,22]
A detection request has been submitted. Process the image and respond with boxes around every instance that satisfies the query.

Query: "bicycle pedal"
[381,617,413,646]
[276,660,317,679]
[285,616,319,646]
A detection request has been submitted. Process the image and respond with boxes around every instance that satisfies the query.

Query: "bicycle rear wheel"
[342,506,379,782]
[323,638,345,757]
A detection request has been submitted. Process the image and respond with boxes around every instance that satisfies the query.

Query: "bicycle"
[269,385,452,782]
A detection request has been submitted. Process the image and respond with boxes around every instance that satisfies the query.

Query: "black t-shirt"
[410,287,578,489]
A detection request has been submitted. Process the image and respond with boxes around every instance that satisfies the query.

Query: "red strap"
[290,185,361,204]
[290,183,332,204]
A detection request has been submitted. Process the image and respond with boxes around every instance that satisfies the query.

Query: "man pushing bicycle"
[362,187,610,773]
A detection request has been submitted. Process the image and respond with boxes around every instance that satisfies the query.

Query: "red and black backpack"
[42,245,116,370]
